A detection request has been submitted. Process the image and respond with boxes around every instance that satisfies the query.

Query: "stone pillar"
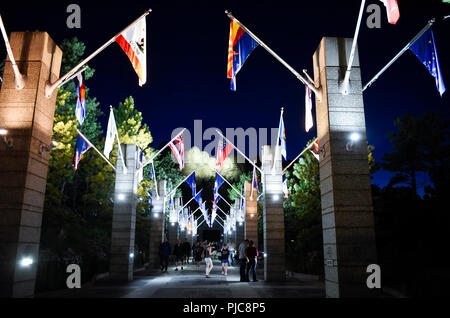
[0,32,62,298]
[149,180,166,269]
[261,146,285,281]
[312,37,377,297]
[110,144,139,281]
[167,198,179,249]
[235,199,245,247]
[244,181,258,250]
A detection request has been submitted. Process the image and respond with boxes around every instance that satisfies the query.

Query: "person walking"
[159,237,171,272]
[204,243,214,278]
[227,238,236,266]
[238,239,249,282]
[182,238,191,265]
[173,239,184,271]
[220,243,231,276]
[245,240,258,282]
[192,241,204,270]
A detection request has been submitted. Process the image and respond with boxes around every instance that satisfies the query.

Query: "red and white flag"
[216,138,233,172]
[309,138,320,161]
[169,135,184,170]
[380,0,400,25]
[115,17,147,86]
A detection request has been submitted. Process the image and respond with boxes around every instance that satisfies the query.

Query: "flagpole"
[272,108,283,171]
[341,0,366,95]
[179,189,203,212]
[57,66,88,89]
[250,165,255,200]
[216,171,244,199]
[0,14,26,89]
[143,128,186,168]
[76,129,116,171]
[217,194,232,208]
[45,9,152,97]
[281,138,318,174]
[152,162,159,198]
[216,205,228,217]
[215,129,263,175]
[225,10,322,101]
[166,170,196,198]
[110,106,128,174]
[362,18,435,91]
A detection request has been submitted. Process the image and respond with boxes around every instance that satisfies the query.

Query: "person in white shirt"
[227,238,236,266]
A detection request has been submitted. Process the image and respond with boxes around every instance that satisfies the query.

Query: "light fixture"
[171,222,175,226]
[153,213,158,218]
[0,129,13,148]
[129,252,134,258]
[20,257,33,267]
[264,253,267,258]
[250,214,254,218]
[39,140,58,155]
[272,194,280,201]
[346,133,361,151]
[239,222,243,226]
[118,193,126,201]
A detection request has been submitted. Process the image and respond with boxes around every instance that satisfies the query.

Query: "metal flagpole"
[179,189,203,212]
[57,66,88,89]
[341,0,366,95]
[215,129,263,175]
[216,171,244,199]
[250,165,255,200]
[362,18,436,91]
[0,14,26,89]
[282,138,318,174]
[272,108,283,171]
[257,193,263,201]
[217,194,232,208]
[216,205,228,217]
[143,128,186,168]
[166,170,196,198]
[225,11,322,101]
[197,218,206,228]
[45,9,152,97]
[76,129,116,171]
[152,162,159,198]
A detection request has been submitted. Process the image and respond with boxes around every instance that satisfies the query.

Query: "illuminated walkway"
[36,259,325,298]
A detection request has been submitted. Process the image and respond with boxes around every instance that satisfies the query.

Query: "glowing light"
[273,194,280,201]
[153,213,158,218]
[250,214,254,218]
[20,257,33,267]
[118,193,126,201]
[350,133,360,142]
[239,222,243,226]
[129,252,134,258]
[0,129,8,135]
[171,222,175,226]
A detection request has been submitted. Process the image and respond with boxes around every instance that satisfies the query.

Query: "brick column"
[313,37,377,297]
[0,32,62,297]
[261,145,285,281]
[148,180,166,269]
[244,181,258,250]
[110,144,139,282]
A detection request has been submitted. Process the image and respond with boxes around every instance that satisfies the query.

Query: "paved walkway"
[36,259,325,298]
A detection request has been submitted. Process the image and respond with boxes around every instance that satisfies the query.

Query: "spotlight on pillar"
[346,132,361,151]
[39,140,58,155]
[250,214,254,218]
[171,222,175,226]
[239,222,243,226]
[0,129,13,148]
[118,193,126,201]
[272,194,280,201]
[20,257,33,267]
[264,253,267,258]
[129,252,134,258]
[153,213,158,218]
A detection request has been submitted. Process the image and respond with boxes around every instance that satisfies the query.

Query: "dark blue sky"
[1,0,449,193]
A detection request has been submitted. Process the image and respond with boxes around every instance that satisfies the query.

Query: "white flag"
[104,108,118,159]
[305,85,314,132]
[115,17,147,86]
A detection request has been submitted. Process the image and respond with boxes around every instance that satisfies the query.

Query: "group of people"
[158,237,258,282]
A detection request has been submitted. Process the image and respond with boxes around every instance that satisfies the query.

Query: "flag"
[227,20,259,91]
[150,161,156,181]
[309,138,320,161]
[380,0,400,25]
[278,112,287,160]
[137,149,144,183]
[104,108,119,159]
[194,190,202,206]
[73,132,92,170]
[410,28,446,96]
[282,175,288,198]
[75,74,86,126]
[305,85,314,132]
[168,134,184,170]
[216,138,233,172]
[115,17,147,86]
[215,172,225,191]
[186,171,196,196]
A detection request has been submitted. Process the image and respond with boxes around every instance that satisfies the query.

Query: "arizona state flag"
[227,20,259,91]
[116,17,147,86]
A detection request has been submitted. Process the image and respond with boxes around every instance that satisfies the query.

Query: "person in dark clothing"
[245,240,258,282]
[181,238,191,264]
[192,241,204,270]
[173,239,184,271]
[159,237,171,272]
[238,239,249,282]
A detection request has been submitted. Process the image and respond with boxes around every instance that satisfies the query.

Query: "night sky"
[1,0,449,194]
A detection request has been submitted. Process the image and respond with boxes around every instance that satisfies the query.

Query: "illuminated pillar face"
[148,180,166,269]
[0,32,62,298]
[244,181,258,250]
[313,37,377,298]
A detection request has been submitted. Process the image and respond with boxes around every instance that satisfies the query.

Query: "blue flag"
[194,190,202,206]
[73,132,92,170]
[410,28,446,96]
[75,75,86,125]
[186,171,196,196]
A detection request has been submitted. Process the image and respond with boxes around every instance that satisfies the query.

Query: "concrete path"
[36,259,325,298]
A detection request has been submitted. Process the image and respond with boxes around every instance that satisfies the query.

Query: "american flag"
[169,134,184,170]
[216,138,233,172]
